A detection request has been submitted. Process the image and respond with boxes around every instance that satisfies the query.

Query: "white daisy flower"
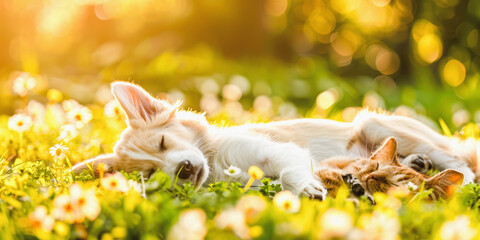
[26,100,46,121]
[103,100,123,118]
[67,106,93,128]
[49,143,69,162]
[273,190,301,213]
[127,179,142,193]
[58,124,78,142]
[224,165,241,177]
[62,99,81,112]
[8,114,33,132]
[101,172,130,193]
[406,181,418,191]
[12,72,36,97]
[440,215,476,240]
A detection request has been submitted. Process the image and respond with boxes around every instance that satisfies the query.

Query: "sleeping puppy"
[73,82,477,199]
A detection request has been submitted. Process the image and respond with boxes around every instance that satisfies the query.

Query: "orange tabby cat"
[316,137,464,200]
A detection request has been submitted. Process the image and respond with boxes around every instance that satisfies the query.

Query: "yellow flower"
[249,225,263,238]
[12,72,36,97]
[168,209,207,240]
[8,114,33,132]
[28,206,55,232]
[67,106,93,129]
[47,89,63,103]
[101,172,130,192]
[243,166,264,192]
[273,190,300,213]
[319,209,353,238]
[248,166,264,180]
[49,143,69,162]
[440,216,476,240]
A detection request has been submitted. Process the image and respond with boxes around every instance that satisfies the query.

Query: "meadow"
[1,0,480,239]
[1,69,480,240]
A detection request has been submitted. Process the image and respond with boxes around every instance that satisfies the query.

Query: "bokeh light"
[417,34,443,64]
[442,59,466,87]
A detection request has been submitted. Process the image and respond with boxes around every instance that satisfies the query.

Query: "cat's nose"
[352,183,365,197]
[177,160,194,179]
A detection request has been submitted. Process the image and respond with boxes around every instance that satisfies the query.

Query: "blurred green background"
[1,0,480,130]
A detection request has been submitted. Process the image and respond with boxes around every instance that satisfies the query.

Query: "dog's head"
[73,82,210,188]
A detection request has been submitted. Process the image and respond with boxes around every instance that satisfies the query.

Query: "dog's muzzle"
[176,160,205,187]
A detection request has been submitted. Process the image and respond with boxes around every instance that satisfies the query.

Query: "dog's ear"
[369,137,400,165]
[425,169,464,199]
[111,82,164,125]
[72,154,119,176]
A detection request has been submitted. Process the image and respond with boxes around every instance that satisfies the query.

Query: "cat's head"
[351,137,464,200]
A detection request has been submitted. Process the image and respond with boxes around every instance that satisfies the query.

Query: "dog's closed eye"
[159,135,166,151]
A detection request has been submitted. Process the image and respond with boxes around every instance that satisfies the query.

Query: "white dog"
[73,82,478,199]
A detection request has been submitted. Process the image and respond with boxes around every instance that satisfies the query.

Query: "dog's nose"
[177,160,194,179]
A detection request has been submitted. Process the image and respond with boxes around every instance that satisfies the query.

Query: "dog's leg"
[263,142,327,199]
[401,154,433,174]
[354,113,475,183]
[218,136,327,199]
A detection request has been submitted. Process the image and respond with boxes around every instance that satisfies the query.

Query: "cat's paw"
[342,174,365,197]
[301,180,327,201]
[402,154,433,173]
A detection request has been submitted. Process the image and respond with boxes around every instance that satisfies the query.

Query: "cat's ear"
[425,169,464,199]
[72,154,120,176]
[111,82,167,126]
[369,137,400,165]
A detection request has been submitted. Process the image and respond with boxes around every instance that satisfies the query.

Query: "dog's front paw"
[402,154,433,173]
[301,180,327,201]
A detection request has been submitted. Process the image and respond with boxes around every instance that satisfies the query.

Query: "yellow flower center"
[17,121,24,127]
[110,181,117,187]
[56,148,62,156]
[75,114,82,121]
[78,198,85,206]
[229,169,235,174]
[283,201,291,210]
[30,220,41,228]
[65,203,73,212]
